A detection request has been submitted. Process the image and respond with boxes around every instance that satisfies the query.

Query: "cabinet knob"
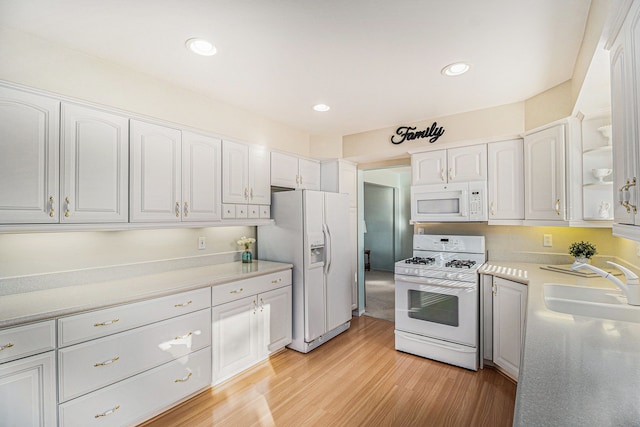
[440,169,445,182]
[554,199,561,215]
[448,167,454,181]
[175,201,181,218]
[183,201,189,217]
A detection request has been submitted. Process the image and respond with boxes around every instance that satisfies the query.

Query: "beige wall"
[343,102,525,163]
[309,134,343,159]
[524,80,574,130]
[0,27,310,156]
[0,226,255,278]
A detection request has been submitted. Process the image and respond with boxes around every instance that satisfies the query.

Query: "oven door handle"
[394,331,477,353]
[396,276,475,290]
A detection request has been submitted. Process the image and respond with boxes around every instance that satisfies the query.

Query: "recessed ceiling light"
[313,104,330,112]
[185,38,217,56]
[442,62,470,77]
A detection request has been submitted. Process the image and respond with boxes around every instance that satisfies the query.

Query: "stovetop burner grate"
[445,259,477,269]
[404,257,435,265]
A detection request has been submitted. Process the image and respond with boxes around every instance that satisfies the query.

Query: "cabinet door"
[448,144,487,182]
[222,140,249,204]
[0,352,56,427]
[271,152,299,188]
[249,146,271,205]
[611,10,638,225]
[340,161,358,208]
[259,286,292,354]
[412,150,446,184]
[298,158,321,190]
[212,296,259,384]
[130,120,182,222]
[488,139,524,220]
[0,87,59,224]
[493,277,527,380]
[524,125,566,220]
[60,104,129,223]
[182,131,222,221]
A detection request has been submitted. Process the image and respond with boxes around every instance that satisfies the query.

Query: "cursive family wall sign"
[390,122,445,145]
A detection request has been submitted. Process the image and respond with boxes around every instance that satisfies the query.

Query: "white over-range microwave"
[411,182,488,222]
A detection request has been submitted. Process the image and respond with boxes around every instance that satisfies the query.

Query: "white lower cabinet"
[58,346,211,427]
[492,277,528,380]
[0,351,56,427]
[57,287,212,426]
[212,276,292,384]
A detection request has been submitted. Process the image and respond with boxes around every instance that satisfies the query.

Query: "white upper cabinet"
[448,145,487,182]
[181,131,222,222]
[298,158,321,190]
[610,0,640,234]
[487,139,524,221]
[412,149,447,184]
[271,152,320,190]
[130,120,182,222]
[412,145,486,185]
[223,140,270,206]
[60,103,129,223]
[131,122,223,223]
[249,145,271,204]
[0,86,60,224]
[524,124,567,221]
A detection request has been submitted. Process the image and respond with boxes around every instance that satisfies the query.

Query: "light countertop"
[0,260,292,329]
[481,261,640,426]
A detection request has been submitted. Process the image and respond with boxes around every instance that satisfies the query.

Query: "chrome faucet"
[571,261,640,306]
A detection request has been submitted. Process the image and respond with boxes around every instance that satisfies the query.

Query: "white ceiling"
[0,0,594,136]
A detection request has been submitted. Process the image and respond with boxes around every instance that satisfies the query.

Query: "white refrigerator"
[258,190,352,353]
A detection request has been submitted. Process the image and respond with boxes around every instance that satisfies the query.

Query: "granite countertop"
[0,260,292,329]
[481,261,640,426]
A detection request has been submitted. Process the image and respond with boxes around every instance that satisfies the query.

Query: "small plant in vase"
[568,241,597,264]
[237,236,256,263]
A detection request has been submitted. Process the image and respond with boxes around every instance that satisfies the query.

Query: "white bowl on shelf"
[592,168,613,182]
[598,125,612,145]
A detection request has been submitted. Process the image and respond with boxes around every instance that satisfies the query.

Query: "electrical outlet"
[543,234,553,247]
[198,237,206,250]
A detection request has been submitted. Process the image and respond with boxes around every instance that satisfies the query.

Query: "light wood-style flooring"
[142,316,516,427]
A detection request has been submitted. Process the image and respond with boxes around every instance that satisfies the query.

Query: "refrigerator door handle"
[324,223,332,275]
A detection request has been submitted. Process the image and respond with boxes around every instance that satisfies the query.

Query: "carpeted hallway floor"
[363,269,395,323]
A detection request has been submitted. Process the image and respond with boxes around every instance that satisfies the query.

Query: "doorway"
[361,166,412,323]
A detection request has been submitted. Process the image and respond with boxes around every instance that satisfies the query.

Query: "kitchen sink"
[543,283,640,324]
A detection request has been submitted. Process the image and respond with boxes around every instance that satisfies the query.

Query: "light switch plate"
[543,234,553,247]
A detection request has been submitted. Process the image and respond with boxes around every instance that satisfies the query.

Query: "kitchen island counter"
[481,261,640,426]
[0,260,292,328]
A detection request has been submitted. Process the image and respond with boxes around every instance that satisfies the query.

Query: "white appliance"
[411,182,487,222]
[395,234,486,370]
[258,190,352,353]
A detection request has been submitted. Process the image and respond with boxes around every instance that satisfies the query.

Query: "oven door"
[411,183,469,222]
[395,275,477,347]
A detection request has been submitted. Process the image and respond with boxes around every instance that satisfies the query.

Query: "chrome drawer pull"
[175,332,193,340]
[175,372,193,383]
[0,343,14,351]
[230,288,244,294]
[174,300,193,308]
[94,318,119,327]
[94,356,120,367]
[95,405,120,418]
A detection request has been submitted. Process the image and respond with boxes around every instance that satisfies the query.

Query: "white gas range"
[394,234,486,371]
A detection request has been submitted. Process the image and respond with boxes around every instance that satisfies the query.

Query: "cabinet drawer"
[58,287,211,347]
[58,308,211,402]
[236,204,248,218]
[248,205,260,219]
[0,320,55,364]
[259,205,270,219]
[222,203,236,219]
[58,346,211,427]
[212,270,292,306]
